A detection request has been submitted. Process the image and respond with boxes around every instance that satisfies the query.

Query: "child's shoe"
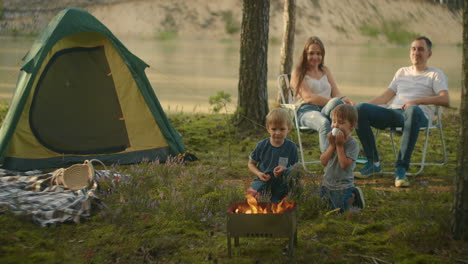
[354,162,382,179]
[394,167,410,187]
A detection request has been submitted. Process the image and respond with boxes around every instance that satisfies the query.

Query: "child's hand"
[335,130,348,146]
[273,166,286,177]
[258,173,271,182]
[327,132,336,147]
[342,97,354,106]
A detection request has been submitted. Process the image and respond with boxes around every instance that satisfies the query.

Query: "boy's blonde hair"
[266,108,293,128]
[331,104,358,125]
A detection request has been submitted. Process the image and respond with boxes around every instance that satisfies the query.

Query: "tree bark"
[452,0,468,242]
[235,0,270,130]
[277,0,296,105]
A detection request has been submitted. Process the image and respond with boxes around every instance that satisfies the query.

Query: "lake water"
[0,36,462,113]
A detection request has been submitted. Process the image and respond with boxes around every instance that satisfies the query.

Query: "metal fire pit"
[226,202,297,257]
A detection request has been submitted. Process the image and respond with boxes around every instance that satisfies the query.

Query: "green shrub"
[221,11,239,35]
[155,31,177,41]
[161,13,177,32]
[359,20,419,45]
[359,24,380,38]
[381,21,419,45]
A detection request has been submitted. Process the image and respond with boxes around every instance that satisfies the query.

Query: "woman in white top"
[290,36,353,153]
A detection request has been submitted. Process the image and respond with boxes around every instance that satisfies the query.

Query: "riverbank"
[0,0,463,45]
[0,35,463,113]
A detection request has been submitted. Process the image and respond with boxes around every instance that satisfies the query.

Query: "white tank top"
[294,74,332,108]
[304,74,332,98]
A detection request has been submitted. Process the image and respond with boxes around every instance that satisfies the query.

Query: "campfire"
[227,194,297,258]
[232,194,295,214]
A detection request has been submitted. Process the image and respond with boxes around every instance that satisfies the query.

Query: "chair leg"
[295,131,310,173]
[293,117,314,173]
[376,129,395,175]
[439,123,448,165]
[407,127,430,176]
[390,132,397,158]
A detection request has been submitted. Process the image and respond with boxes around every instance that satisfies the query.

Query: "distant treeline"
[425,0,464,9]
[1,0,129,19]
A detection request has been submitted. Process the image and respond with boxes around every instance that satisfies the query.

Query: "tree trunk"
[277,0,296,105]
[452,1,468,242]
[235,0,270,130]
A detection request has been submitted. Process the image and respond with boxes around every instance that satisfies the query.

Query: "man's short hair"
[331,104,358,125]
[415,36,432,51]
[266,108,293,128]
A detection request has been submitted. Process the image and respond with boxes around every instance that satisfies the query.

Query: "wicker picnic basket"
[51,159,105,190]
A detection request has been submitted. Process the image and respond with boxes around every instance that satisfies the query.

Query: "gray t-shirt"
[249,138,299,175]
[322,136,360,190]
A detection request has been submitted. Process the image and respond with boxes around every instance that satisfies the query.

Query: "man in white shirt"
[354,36,450,187]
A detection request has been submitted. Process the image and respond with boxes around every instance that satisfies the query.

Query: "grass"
[359,20,419,45]
[0,106,467,263]
[359,24,380,38]
[155,31,178,41]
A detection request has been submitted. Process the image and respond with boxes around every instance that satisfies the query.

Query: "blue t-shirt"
[249,138,299,175]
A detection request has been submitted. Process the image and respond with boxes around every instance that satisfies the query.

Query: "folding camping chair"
[374,105,447,176]
[277,74,320,172]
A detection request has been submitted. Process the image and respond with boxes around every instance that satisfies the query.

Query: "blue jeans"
[249,166,300,203]
[296,98,344,153]
[320,186,357,213]
[355,103,428,170]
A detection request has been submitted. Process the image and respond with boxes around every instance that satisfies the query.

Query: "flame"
[246,193,267,214]
[271,198,295,214]
[232,194,295,214]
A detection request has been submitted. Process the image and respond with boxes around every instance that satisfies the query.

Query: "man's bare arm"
[368,88,396,105]
[403,90,449,109]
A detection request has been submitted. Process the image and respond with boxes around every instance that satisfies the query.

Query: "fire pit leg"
[227,233,232,257]
[288,234,295,258]
[295,231,298,246]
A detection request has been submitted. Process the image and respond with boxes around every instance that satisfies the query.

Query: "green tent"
[0,8,188,171]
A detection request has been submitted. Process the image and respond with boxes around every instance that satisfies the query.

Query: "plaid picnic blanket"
[0,168,113,227]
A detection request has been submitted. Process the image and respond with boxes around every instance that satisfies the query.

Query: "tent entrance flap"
[29,46,130,154]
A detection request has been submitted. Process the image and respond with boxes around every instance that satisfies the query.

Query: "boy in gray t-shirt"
[320,104,365,212]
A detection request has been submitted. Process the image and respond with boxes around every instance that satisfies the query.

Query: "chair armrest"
[280,104,296,110]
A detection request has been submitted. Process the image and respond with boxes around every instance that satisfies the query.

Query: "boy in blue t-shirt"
[320,104,365,212]
[247,108,299,203]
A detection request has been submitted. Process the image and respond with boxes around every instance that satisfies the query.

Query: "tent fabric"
[0,8,187,171]
[30,46,130,154]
